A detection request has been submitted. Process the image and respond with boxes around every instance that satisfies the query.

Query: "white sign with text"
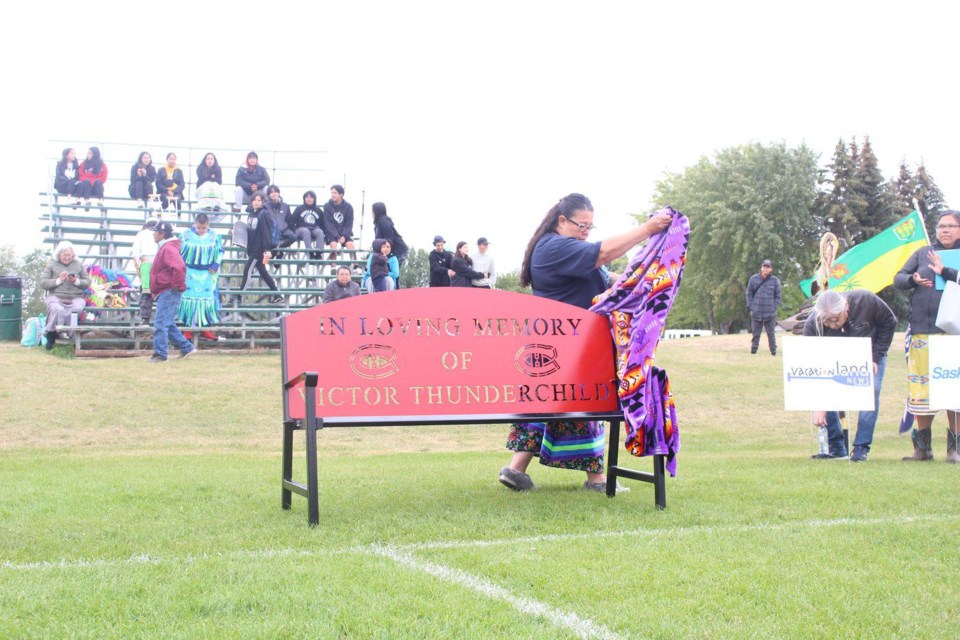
[928,335,960,410]
[781,336,875,411]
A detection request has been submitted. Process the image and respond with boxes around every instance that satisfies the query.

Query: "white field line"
[4,513,957,572]
[369,544,625,640]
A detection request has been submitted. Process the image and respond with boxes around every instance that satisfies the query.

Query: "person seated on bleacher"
[54,148,82,205]
[195,153,225,217]
[131,218,160,326]
[233,151,269,213]
[156,152,185,212]
[77,146,108,208]
[178,212,224,343]
[322,184,355,261]
[322,266,361,303]
[362,239,399,293]
[39,241,91,350]
[264,185,297,259]
[238,193,282,304]
[372,202,409,268]
[291,191,326,260]
[128,151,156,208]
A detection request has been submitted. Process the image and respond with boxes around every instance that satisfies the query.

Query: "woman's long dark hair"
[57,148,77,173]
[455,241,473,267]
[196,152,220,183]
[372,201,387,222]
[519,193,593,287]
[85,147,104,175]
[137,151,152,167]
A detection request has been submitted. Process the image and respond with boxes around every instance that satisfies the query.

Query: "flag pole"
[913,199,932,246]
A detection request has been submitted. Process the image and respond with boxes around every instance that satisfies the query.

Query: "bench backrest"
[281,288,619,425]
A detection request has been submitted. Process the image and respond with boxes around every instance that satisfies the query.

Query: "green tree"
[854,136,896,237]
[890,160,917,219]
[0,245,48,319]
[652,142,820,333]
[818,138,866,249]
[914,162,948,237]
[494,270,530,294]
[399,247,430,288]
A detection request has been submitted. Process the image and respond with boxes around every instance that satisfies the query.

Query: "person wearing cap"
[471,237,496,289]
[131,218,160,325]
[745,258,782,355]
[148,221,196,363]
[428,235,454,287]
[233,151,270,213]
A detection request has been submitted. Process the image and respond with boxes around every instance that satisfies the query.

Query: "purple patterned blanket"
[590,207,690,476]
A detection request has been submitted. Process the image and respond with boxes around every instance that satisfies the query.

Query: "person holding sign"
[498,193,671,493]
[803,290,896,461]
[894,210,960,463]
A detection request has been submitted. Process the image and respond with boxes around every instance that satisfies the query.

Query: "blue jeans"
[824,356,886,455]
[153,289,193,359]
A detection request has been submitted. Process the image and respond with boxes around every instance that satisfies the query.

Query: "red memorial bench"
[280,288,667,526]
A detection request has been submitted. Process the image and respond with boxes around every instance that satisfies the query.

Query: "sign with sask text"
[281,288,620,421]
[781,336,875,411]
[928,335,960,410]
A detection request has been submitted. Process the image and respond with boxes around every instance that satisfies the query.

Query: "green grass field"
[1,336,958,639]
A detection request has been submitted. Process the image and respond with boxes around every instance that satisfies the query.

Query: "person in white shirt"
[131,218,160,325]
[471,237,496,289]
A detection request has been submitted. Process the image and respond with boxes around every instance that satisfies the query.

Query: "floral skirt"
[506,421,604,473]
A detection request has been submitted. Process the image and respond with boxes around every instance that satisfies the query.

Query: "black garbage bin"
[0,276,22,341]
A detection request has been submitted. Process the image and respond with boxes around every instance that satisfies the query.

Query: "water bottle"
[817,426,829,455]
[70,312,78,328]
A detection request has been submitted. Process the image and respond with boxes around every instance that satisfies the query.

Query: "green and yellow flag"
[800,210,929,297]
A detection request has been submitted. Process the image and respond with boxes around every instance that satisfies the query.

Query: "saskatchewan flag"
[800,210,929,297]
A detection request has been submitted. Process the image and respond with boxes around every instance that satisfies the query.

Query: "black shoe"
[850,446,869,462]
[268,295,283,304]
[771,350,777,356]
[750,349,757,354]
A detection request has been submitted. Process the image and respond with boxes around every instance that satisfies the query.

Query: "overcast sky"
[4,1,957,272]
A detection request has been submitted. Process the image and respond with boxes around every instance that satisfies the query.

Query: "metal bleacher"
[40,141,367,355]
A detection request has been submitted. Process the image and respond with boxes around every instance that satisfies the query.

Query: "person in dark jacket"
[322,184,355,260]
[428,235,454,287]
[54,148,82,203]
[264,185,298,255]
[372,202,409,267]
[237,193,281,302]
[128,151,156,207]
[894,210,960,463]
[291,191,326,260]
[365,239,399,292]
[148,221,196,362]
[77,146,108,207]
[196,152,222,188]
[803,289,897,461]
[155,152,185,211]
[450,241,485,287]
[195,152,225,214]
[233,151,270,212]
[745,258,782,355]
[322,266,361,303]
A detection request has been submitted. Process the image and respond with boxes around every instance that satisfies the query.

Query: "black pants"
[750,316,777,353]
[239,256,278,291]
[129,180,154,200]
[76,180,104,199]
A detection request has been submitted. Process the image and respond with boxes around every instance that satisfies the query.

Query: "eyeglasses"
[937,224,960,230]
[565,217,596,233]
[822,314,844,325]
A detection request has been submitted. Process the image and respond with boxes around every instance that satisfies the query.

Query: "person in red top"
[77,146,108,208]
[149,221,196,363]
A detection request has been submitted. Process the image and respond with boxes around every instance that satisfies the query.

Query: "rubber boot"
[947,430,960,465]
[902,428,934,461]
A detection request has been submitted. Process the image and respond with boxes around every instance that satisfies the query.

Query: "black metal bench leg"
[282,421,293,510]
[305,389,320,527]
[654,454,666,510]
[606,419,620,498]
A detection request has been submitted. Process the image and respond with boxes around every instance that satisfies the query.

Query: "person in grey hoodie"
[745,258,782,355]
[40,241,91,349]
